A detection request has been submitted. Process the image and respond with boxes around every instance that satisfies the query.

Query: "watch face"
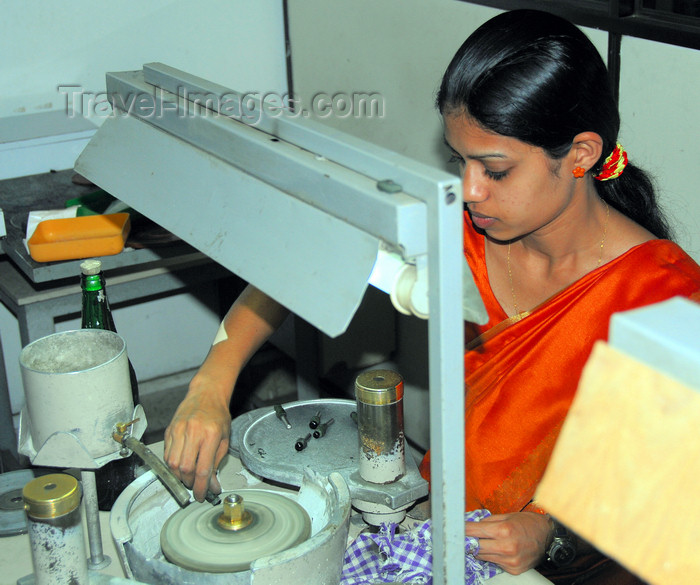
[550,540,576,567]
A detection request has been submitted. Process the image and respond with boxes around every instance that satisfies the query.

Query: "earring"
[573,167,586,178]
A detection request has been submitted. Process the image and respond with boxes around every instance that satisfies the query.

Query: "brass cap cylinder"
[23,473,81,519]
[355,369,403,405]
[217,494,253,531]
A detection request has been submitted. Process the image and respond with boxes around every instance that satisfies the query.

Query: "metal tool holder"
[75,62,487,583]
[232,399,428,517]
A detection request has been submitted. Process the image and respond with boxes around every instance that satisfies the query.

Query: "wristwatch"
[545,517,577,568]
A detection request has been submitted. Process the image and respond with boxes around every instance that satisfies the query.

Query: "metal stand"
[81,471,111,570]
[0,335,20,469]
[74,62,485,584]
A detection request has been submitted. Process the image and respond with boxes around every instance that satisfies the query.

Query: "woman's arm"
[163,285,289,501]
[467,511,594,575]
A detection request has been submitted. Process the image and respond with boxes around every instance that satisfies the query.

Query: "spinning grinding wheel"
[160,489,311,573]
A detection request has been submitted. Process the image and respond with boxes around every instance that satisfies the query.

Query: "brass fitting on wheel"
[217,494,253,531]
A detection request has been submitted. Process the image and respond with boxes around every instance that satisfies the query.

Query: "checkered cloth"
[341,510,502,584]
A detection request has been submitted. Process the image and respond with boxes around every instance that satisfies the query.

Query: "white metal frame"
[75,63,474,583]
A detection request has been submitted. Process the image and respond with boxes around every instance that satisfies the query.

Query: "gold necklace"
[507,201,610,316]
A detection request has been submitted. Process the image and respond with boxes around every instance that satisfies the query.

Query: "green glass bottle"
[80,259,117,331]
[80,259,140,510]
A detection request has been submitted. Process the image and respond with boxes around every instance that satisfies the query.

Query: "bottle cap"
[23,473,81,519]
[80,259,102,275]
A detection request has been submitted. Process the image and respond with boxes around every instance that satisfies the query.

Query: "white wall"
[286,0,700,448]
[0,0,287,121]
[287,0,698,261]
[618,36,700,258]
[0,1,287,419]
[288,0,500,168]
[287,1,608,167]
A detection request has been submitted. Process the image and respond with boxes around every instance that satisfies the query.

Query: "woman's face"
[444,113,574,242]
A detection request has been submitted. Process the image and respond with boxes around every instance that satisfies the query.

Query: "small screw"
[309,411,321,429]
[295,434,312,451]
[274,404,292,429]
[313,418,335,438]
[376,179,402,193]
[115,418,140,435]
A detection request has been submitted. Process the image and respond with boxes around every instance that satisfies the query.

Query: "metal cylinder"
[81,470,111,569]
[23,473,89,585]
[217,493,253,531]
[19,329,133,462]
[121,434,191,507]
[355,369,405,484]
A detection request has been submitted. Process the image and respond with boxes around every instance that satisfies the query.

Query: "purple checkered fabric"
[341,509,502,584]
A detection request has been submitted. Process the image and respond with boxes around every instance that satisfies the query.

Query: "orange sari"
[420,214,700,514]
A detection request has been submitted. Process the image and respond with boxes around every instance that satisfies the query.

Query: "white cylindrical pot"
[20,329,133,460]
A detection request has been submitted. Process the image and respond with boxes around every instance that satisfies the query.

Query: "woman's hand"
[163,385,231,502]
[163,285,289,502]
[465,511,550,574]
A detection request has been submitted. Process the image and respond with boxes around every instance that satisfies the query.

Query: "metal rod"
[121,435,191,507]
[294,433,311,452]
[274,404,292,429]
[80,470,111,570]
[313,418,334,438]
[308,411,321,429]
[0,336,19,467]
[427,181,466,584]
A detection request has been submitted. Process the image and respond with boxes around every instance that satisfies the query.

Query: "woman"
[417,8,700,584]
[164,8,700,583]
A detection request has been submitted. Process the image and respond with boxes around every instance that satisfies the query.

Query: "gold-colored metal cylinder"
[355,369,406,484]
[23,473,81,519]
[23,473,88,585]
[354,370,404,405]
[217,494,253,531]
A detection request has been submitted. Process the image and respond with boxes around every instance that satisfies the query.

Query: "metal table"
[0,169,233,345]
[0,170,234,461]
[0,169,214,283]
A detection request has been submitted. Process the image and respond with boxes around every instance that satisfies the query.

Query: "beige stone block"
[536,341,700,585]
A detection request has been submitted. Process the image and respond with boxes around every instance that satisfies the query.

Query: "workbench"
[0,169,235,462]
[0,443,552,585]
[0,169,215,283]
[0,167,235,337]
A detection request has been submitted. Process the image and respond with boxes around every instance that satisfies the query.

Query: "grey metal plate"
[0,469,34,536]
[75,114,379,338]
[233,399,428,509]
[238,399,358,486]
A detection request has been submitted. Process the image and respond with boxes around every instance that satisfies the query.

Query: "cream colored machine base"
[110,462,350,585]
[1,445,551,584]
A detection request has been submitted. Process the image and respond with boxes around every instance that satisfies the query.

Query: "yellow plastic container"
[28,213,131,262]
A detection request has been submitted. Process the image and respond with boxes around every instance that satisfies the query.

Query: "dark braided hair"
[437,9,672,240]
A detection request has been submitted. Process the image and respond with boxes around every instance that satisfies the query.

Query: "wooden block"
[536,341,700,585]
